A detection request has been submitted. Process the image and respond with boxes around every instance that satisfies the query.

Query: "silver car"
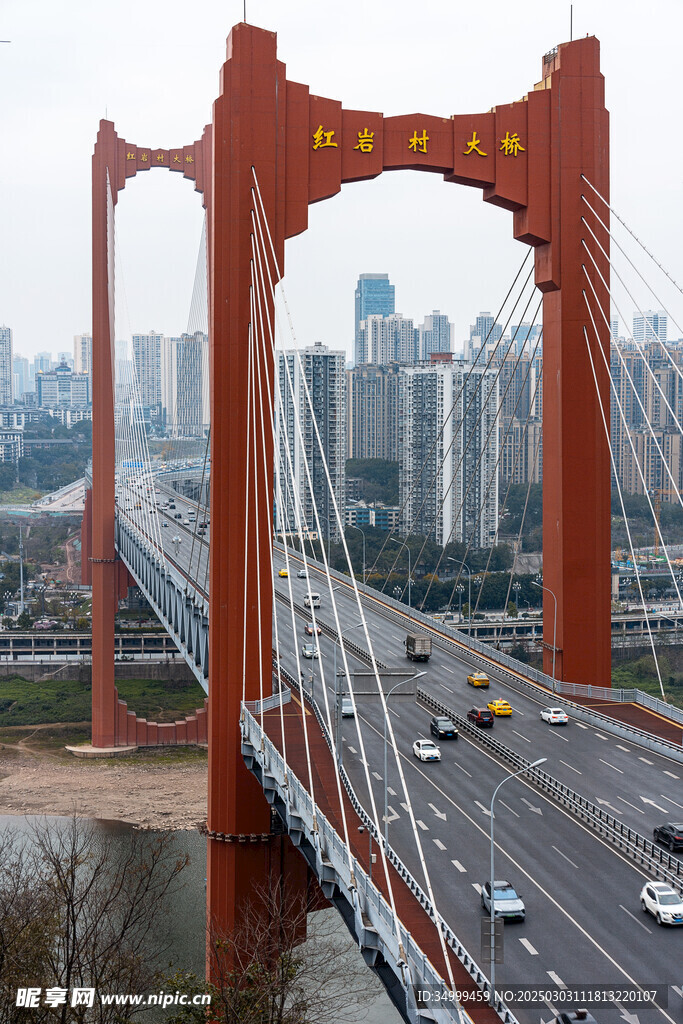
[480,880,525,921]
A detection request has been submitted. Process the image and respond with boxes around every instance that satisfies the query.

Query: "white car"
[297,568,308,578]
[640,881,683,925]
[540,707,569,725]
[301,643,318,659]
[413,739,441,762]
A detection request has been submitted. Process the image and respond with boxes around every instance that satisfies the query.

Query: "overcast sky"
[2,0,682,361]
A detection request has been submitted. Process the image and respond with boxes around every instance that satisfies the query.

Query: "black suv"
[430,716,458,740]
[653,823,683,851]
[467,707,494,728]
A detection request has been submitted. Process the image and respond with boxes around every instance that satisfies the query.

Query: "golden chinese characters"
[312,125,338,150]
[499,132,525,157]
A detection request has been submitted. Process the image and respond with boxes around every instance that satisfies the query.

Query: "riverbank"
[0,741,207,829]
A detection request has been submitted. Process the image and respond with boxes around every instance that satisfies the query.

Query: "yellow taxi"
[278,568,288,577]
[466,671,489,688]
[487,698,512,716]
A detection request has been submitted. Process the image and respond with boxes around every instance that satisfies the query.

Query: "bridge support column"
[207,24,296,955]
[536,39,611,686]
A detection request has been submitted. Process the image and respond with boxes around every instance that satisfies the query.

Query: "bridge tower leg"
[207,24,291,945]
[536,39,611,686]
[91,121,120,749]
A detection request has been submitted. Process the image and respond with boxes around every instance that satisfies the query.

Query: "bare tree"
[0,816,189,1023]
[168,881,376,1024]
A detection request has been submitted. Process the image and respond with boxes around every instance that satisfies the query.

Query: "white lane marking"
[575,722,588,729]
[434,839,447,851]
[599,758,624,774]
[452,860,467,873]
[348,746,357,754]
[594,732,608,740]
[472,882,482,894]
[560,759,582,775]
[499,799,520,818]
[443,666,454,674]
[664,770,680,779]
[547,971,566,987]
[616,795,645,814]
[661,793,683,811]
[389,707,401,718]
[417,819,429,831]
[440,683,454,693]
[519,938,538,955]
[551,845,579,869]
[619,904,651,933]
[453,762,472,778]
[391,634,402,642]
[372,771,383,781]
[512,707,525,716]
[512,729,531,743]
[474,800,491,816]
[639,756,654,765]
[387,786,397,797]
[616,744,631,752]
[672,986,683,999]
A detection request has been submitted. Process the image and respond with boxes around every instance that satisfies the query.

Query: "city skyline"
[2,1,683,362]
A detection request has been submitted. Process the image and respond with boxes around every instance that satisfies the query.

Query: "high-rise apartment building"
[418,311,453,360]
[633,310,667,345]
[346,363,401,460]
[275,342,346,543]
[132,331,163,413]
[0,326,13,406]
[357,313,417,365]
[35,361,91,407]
[398,360,499,547]
[354,274,395,365]
[12,356,30,399]
[74,333,93,378]
[160,332,209,436]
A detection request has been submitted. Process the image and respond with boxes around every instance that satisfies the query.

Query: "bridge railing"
[273,663,519,1023]
[274,544,683,733]
[418,687,683,888]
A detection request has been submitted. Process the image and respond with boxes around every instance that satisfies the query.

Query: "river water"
[0,816,401,1023]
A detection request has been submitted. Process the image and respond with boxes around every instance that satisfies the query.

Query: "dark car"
[467,707,494,728]
[430,715,458,740]
[653,823,683,851]
[550,1013,598,1024]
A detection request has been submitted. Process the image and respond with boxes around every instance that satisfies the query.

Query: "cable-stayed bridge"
[81,22,683,1024]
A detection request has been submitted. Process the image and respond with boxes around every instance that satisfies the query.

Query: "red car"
[304,622,322,636]
[467,707,494,728]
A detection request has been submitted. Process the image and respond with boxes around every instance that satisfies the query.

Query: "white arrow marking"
[661,793,683,810]
[640,796,668,813]
[616,795,645,814]
[595,797,620,813]
[433,838,447,851]
[599,758,624,774]
[451,860,466,873]
[547,971,566,987]
[521,797,543,815]
[429,802,447,821]
[400,802,410,812]
[416,819,429,831]
[383,806,399,824]
[474,800,491,816]
[664,770,680,779]
[615,1001,640,1024]
[519,937,538,955]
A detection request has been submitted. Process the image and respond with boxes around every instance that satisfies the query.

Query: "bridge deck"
[566,694,683,745]
[261,695,502,1024]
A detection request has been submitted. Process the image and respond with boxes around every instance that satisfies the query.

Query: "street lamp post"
[488,758,546,1006]
[348,523,367,585]
[512,581,521,616]
[383,672,425,848]
[447,557,471,630]
[532,577,558,689]
[455,583,465,622]
[389,538,412,617]
[334,620,363,762]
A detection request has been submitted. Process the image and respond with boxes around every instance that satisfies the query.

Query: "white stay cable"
[581,210,683,387]
[582,323,666,699]
[251,175,460,994]
[581,286,683,610]
[581,175,683,300]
